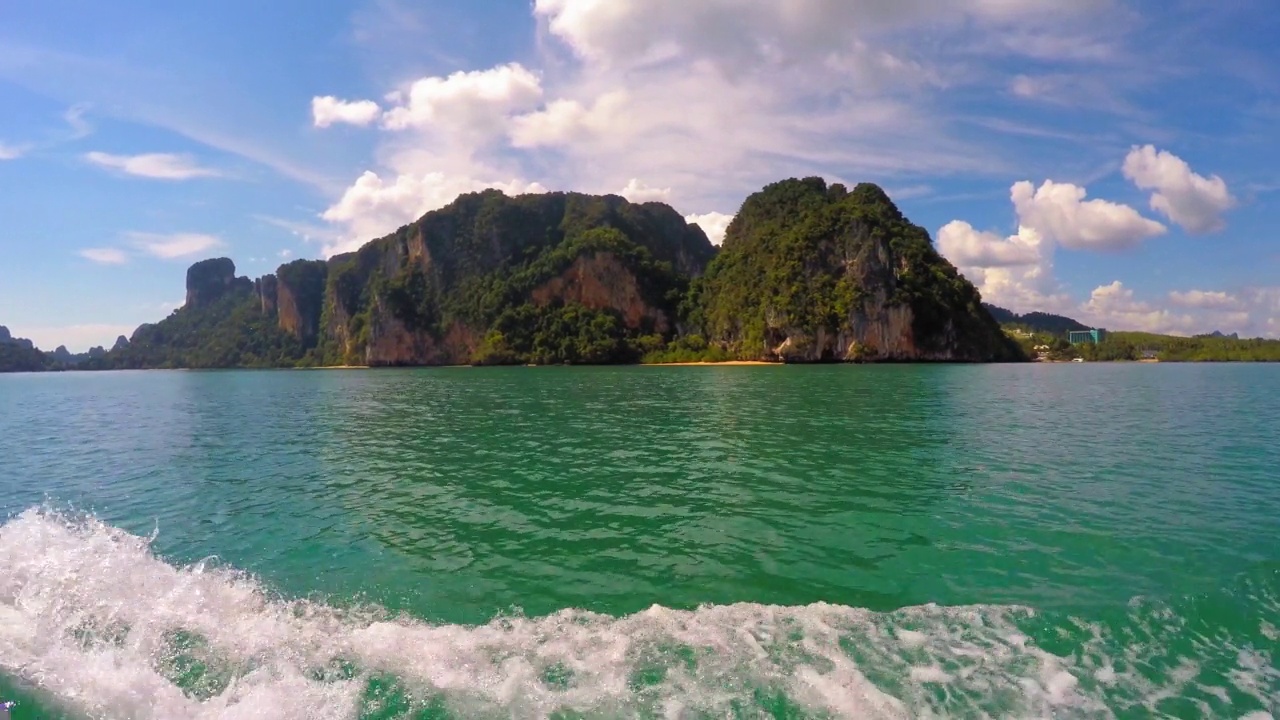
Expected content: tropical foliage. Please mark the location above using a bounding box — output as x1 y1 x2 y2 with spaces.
694 178 1021 361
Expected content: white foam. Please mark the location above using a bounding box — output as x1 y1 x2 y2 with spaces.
1 509 1276 719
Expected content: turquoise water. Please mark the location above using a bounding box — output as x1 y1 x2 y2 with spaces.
0 365 1277 718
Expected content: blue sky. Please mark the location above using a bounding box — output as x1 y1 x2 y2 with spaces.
2 0 1278 350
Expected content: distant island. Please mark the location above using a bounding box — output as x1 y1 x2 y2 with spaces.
3 178 1276 374
2 179 1023 372
987 306 1280 362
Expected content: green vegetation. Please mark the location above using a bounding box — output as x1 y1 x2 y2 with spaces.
695 178 1021 362
313 192 712 367
1004 324 1280 363
985 305 1088 335
639 335 734 364
1109 332 1280 362
91 290 308 370
474 303 642 365
0 337 47 372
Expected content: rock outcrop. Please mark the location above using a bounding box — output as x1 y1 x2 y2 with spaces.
275 260 327 346
697 178 1022 362
256 275 278 317
185 258 241 309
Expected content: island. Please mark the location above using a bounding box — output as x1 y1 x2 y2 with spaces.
4 178 1024 372
5 177 1277 374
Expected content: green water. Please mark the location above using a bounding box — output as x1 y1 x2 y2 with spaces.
0 365 1277 718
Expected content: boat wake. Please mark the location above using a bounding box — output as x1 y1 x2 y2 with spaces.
0 509 1276 719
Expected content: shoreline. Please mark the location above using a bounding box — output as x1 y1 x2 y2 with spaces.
641 360 781 367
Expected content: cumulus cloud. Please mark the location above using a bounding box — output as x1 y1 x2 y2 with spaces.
1011 180 1165 251
937 221 1042 268
1079 281 1194 335
313 1 1119 260
319 170 546 256
78 248 129 265
85 152 221 180
126 232 225 259
685 212 734 246
617 179 671 203
311 96 382 128
380 63 542 136
938 173 1165 314
1123 145 1236 234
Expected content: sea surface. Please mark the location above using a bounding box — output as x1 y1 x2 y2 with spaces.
0 365 1277 719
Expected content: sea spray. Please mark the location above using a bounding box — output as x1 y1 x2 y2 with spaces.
2 509 1276 718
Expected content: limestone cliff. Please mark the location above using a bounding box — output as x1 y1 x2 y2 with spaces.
696 178 1022 363
318 190 713 366
185 258 247 309
275 260 327 346
256 275 278 316
85 181 1022 369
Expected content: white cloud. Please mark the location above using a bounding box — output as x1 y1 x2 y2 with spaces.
1122 145 1236 234
1079 281 1195 335
381 63 542 137
685 212 734 246
0 142 26 160
1011 180 1165 251
937 221 1042 268
126 232 225 259
319 171 546 256
317 1 1119 261
85 151 220 180
935 219 1072 311
1168 289 1240 310
278 249 293 259
311 96 382 128
533 0 1106 68
938 173 1164 314
617 178 671 203
78 247 129 265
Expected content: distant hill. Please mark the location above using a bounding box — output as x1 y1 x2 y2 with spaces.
983 304 1089 335
0 326 47 372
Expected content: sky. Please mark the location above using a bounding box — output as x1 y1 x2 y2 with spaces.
2 0 1278 351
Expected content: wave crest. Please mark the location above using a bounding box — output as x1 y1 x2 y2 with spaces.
1 509 1276 719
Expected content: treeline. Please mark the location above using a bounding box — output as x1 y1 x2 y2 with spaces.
1005 327 1280 363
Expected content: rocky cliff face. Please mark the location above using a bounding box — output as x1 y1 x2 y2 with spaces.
697 178 1021 363
275 260 328 346
314 190 713 366
256 275 278 316
87 181 1021 369
530 253 670 334
185 258 242 309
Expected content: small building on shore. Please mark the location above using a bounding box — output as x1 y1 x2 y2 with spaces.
1068 328 1108 345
